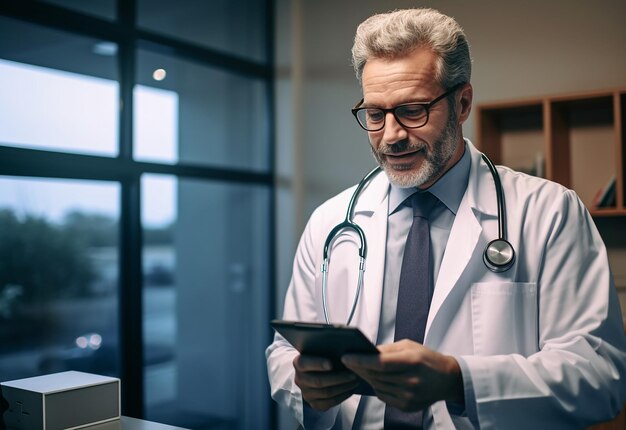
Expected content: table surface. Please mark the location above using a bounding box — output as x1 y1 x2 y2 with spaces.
85 416 190 430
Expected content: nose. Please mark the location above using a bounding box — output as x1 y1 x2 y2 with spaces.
382 112 408 144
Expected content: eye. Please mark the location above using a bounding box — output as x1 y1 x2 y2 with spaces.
365 109 385 123
397 104 426 120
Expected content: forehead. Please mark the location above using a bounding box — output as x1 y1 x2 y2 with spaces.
361 48 441 104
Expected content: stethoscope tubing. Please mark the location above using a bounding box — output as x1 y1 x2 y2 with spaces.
480 153 507 241
321 166 380 325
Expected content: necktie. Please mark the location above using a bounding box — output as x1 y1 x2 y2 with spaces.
384 191 439 429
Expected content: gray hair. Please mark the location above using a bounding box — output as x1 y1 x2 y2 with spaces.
351 8 472 89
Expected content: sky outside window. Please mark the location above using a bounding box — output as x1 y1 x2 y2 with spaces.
0 58 118 156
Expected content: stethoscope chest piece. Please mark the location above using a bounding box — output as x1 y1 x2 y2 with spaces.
483 238 515 273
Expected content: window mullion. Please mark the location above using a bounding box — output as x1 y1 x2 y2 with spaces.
117 0 144 419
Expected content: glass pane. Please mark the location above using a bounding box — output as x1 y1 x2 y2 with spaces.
0 17 118 156
38 0 117 21
137 0 268 63
142 174 271 429
134 85 179 164
0 176 120 381
135 49 270 171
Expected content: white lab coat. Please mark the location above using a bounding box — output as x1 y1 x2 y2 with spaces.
266 141 626 429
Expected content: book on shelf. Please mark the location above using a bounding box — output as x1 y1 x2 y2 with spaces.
591 176 616 209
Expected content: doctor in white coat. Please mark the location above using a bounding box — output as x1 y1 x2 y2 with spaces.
266 8 626 430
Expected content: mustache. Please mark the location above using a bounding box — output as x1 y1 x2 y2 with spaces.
377 139 426 155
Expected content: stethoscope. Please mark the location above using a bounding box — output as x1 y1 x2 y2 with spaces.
321 152 516 325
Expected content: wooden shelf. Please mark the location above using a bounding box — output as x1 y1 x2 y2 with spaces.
476 88 626 217
589 208 626 218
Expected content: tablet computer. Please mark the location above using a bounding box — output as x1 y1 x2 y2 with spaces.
270 320 379 369
271 320 379 395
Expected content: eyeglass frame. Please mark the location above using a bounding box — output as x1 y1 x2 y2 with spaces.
351 82 466 132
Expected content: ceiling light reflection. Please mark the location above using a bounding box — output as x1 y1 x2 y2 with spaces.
153 69 167 81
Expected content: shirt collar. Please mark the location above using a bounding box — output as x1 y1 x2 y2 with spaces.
388 140 470 215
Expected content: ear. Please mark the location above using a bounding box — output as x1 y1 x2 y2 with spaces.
457 83 473 125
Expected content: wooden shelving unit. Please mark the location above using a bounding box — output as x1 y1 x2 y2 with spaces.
476 88 626 217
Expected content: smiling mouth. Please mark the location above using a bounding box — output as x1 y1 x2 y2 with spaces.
385 148 424 159
380 148 427 172
388 151 416 157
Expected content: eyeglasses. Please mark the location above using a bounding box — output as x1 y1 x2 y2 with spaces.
351 82 465 132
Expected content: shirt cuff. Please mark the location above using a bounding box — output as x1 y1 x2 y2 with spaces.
302 400 339 430
456 355 479 428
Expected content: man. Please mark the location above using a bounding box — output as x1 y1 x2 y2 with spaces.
266 8 626 429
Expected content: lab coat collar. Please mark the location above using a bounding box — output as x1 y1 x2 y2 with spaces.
465 140 498 218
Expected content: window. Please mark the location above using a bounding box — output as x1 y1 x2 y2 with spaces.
0 2 274 428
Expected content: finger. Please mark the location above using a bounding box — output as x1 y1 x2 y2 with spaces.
301 378 360 401
294 354 333 372
305 387 357 412
343 352 416 373
341 353 382 370
367 375 422 395
373 383 431 412
377 339 421 353
345 341 430 373
351 366 422 386
375 392 429 412
299 377 360 412
295 368 357 390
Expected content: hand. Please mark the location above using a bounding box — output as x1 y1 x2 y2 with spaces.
293 354 360 411
341 339 464 411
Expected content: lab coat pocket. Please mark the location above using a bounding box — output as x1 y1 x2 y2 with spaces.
470 282 538 356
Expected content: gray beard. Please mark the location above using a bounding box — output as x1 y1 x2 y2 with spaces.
371 116 460 188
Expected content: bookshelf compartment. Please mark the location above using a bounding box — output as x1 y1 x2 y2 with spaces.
478 103 545 177
550 96 616 209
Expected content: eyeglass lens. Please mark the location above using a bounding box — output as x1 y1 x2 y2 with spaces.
356 104 429 130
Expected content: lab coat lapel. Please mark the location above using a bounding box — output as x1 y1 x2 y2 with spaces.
425 143 496 337
426 196 481 333
351 171 389 342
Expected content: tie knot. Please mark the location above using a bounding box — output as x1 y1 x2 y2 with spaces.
407 191 439 219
